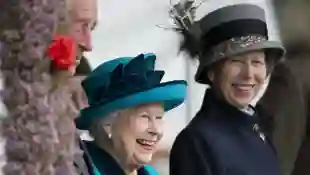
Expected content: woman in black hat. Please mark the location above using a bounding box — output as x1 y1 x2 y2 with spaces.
168 3 285 175
74 53 187 175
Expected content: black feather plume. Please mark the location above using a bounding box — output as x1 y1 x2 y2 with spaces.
168 0 205 59
178 27 201 59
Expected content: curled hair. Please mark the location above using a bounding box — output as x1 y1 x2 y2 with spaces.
88 111 120 140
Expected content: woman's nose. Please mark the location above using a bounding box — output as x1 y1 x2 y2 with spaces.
241 63 254 79
147 121 162 136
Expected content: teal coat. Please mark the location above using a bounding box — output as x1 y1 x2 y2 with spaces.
84 141 158 175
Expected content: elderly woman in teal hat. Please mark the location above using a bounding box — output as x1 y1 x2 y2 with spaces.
74 53 187 175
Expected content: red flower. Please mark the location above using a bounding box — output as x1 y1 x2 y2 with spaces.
47 35 77 70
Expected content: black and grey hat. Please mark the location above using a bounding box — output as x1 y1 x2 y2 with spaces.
170 3 286 84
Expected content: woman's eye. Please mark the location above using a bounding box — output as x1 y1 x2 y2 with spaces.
231 59 243 63
252 60 265 65
140 114 149 119
156 116 163 120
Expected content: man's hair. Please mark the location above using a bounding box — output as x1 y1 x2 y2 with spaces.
66 0 73 12
55 0 73 35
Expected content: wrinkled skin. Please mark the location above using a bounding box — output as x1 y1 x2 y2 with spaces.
111 103 164 168
65 0 98 75
93 103 164 174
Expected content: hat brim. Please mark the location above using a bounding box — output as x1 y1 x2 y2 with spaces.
75 80 187 130
195 40 286 84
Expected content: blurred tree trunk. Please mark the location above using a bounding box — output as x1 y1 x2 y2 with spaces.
0 1 78 175
272 0 310 52
260 1 310 175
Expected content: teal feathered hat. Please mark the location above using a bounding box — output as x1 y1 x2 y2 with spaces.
75 53 187 130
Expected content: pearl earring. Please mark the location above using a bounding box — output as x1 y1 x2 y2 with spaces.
108 133 112 139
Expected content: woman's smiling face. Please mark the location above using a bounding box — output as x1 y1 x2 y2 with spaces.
110 103 164 166
208 50 267 108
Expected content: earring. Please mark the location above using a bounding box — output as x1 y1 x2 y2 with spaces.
108 133 112 139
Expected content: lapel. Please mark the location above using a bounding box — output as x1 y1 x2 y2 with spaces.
85 141 126 175
77 138 98 175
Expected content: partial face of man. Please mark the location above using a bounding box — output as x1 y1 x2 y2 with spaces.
209 51 267 108
68 0 98 62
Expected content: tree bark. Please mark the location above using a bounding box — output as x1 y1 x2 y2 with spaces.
0 0 78 174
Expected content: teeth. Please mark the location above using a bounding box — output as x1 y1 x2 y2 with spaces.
234 84 254 91
137 139 156 146
238 86 251 90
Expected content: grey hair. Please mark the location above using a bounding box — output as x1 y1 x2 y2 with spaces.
88 111 120 141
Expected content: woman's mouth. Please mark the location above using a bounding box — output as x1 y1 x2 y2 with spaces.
233 84 254 91
136 139 157 151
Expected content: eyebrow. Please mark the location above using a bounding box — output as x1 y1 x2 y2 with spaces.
75 17 97 27
139 112 163 118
